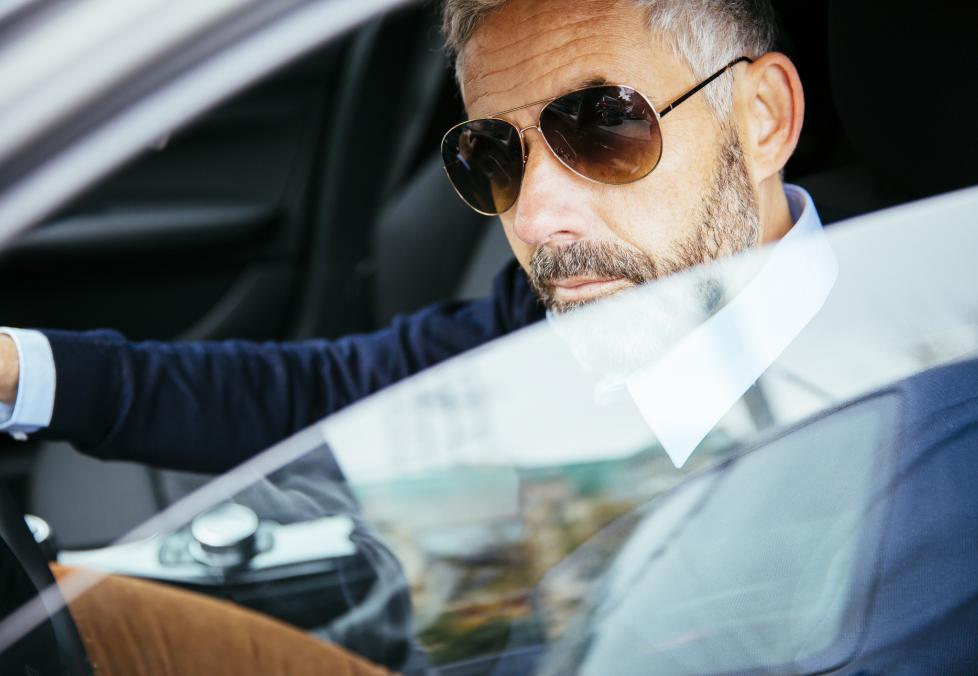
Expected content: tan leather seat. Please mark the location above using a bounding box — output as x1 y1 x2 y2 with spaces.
51 565 392 676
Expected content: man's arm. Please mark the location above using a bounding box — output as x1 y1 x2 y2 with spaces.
25 260 542 474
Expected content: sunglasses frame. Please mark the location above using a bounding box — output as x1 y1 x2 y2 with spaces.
442 56 754 216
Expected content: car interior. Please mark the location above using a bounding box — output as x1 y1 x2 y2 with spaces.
0 0 975 663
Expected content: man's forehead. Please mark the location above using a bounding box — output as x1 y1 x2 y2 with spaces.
458 0 678 118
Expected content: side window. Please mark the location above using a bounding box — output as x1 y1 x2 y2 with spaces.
543 393 899 676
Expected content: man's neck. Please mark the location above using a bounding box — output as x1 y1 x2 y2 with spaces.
758 178 794 244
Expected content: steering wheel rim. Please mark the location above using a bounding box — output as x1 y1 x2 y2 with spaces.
0 485 91 675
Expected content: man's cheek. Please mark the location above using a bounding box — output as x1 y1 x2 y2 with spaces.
500 220 534 271
614 188 697 257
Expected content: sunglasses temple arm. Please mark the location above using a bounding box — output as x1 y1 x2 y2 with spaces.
658 56 754 118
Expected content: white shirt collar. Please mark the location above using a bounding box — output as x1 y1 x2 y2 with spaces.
622 184 837 467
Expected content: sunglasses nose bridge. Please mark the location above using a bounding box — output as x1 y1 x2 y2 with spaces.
511 124 540 163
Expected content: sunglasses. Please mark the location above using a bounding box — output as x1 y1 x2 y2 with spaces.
441 56 753 216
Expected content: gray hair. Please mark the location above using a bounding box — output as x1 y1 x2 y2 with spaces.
441 0 777 117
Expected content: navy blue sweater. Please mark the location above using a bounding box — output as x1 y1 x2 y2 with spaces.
39 261 543 473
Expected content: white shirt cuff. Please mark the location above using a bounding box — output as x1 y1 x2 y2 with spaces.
0 327 56 440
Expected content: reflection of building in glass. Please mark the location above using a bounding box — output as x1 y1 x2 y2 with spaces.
359 438 736 665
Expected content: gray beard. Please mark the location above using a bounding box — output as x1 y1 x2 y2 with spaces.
529 123 761 314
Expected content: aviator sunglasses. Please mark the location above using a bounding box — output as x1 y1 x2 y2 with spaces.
442 56 753 216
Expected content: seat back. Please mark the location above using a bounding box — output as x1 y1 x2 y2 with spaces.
798 2 978 220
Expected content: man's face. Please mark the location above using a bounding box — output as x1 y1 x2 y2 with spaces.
458 0 760 312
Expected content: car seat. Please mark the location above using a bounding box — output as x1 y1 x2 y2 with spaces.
795 1 978 219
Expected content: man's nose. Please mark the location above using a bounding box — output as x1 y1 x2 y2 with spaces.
510 134 593 248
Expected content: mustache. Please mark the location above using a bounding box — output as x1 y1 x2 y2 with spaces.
529 240 659 287
528 240 661 312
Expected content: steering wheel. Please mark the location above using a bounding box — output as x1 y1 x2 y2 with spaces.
0 485 91 675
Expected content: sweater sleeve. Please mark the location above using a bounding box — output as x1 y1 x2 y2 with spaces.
39 261 542 473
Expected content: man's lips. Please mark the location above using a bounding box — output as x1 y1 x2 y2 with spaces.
550 276 630 301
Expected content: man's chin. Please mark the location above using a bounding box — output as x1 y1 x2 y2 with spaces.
545 272 715 378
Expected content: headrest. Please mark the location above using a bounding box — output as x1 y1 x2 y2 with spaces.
827 2 978 198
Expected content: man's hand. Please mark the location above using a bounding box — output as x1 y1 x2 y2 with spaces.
0 334 19 404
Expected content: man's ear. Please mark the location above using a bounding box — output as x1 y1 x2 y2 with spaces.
736 52 804 182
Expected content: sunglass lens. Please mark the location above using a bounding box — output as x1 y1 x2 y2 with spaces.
540 85 662 184
442 119 524 215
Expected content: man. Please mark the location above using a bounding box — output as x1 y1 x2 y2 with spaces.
0 0 807 472
0 0 816 672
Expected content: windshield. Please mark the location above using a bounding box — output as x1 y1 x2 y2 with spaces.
3 187 978 674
